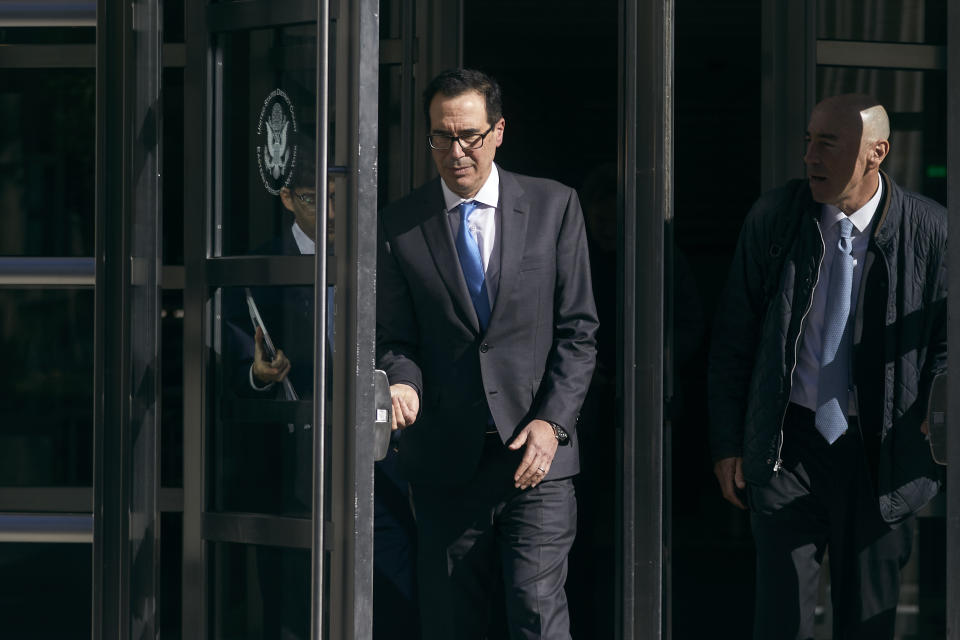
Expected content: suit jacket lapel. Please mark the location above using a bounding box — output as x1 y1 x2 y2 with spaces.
488 168 528 329
419 180 481 333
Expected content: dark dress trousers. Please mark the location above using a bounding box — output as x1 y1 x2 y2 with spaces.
377 167 598 639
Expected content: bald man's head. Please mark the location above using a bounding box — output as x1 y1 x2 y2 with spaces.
815 93 890 145
804 94 890 213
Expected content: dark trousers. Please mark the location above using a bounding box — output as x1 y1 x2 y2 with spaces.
373 442 421 640
412 435 577 640
749 404 914 640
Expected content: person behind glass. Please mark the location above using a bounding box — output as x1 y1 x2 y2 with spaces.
237 153 419 639
709 94 947 639
248 161 332 400
376 69 599 639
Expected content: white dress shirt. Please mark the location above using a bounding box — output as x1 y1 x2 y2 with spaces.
291 221 316 255
441 165 500 304
790 179 883 414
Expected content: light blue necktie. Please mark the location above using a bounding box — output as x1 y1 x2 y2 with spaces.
816 217 854 444
454 201 491 331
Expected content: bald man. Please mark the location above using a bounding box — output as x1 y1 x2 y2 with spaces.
709 94 947 639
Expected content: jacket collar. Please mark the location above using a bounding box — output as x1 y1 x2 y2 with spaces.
870 171 900 249
800 171 900 248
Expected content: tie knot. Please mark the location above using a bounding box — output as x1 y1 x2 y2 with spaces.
839 217 853 239
459 200 478 220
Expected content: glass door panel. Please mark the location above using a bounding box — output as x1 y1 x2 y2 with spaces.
183 0 379 636
205 9 323 640
182 1 371 637
216 23 324 257
210 542 311 638
817 0 947 44
0 19 96 639
214 283 317 518
814 3 948 636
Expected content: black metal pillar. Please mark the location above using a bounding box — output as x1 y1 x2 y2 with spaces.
946 3 960 637
620 0 671 638
93 0 162 637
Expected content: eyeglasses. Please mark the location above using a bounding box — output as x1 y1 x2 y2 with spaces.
427 124 495 151
295 191 317 205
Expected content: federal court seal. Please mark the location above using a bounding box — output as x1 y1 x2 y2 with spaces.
256 88 298 195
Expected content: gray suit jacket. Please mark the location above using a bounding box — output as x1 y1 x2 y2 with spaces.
376 166 599 487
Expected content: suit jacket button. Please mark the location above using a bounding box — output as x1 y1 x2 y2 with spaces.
480 343 489 353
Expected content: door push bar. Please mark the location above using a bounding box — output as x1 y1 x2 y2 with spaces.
373 369 392 461
927 373 948 465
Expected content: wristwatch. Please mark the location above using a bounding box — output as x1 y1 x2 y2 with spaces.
549 422 570 445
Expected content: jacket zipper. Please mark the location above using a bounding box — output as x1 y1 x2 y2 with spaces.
774 222 825 473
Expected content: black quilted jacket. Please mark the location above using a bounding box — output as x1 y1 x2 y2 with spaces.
708 172 947 522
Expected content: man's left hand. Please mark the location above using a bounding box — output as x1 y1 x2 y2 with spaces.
508 419 559 489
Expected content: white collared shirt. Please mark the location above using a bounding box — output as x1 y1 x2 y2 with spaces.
440 165 500 301
292 221 316 255
790 178 884 414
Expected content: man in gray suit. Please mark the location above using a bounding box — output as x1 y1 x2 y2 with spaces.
376 69 598 639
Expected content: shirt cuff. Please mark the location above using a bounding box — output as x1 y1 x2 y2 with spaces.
249 365 276 392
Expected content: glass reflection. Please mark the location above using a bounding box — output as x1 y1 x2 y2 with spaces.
161 289 184 488
0 290 93 486
215 286 317 516
217 24 329 257
160 513 183 636
163 68 185 265
211 543 309 639
211 30 338 512
0 28 95 45
817 0 946 44
0 69 95 256
0 542 91 636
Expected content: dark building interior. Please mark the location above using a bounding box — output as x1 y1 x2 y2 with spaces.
0 0 952 637
465 1 762 636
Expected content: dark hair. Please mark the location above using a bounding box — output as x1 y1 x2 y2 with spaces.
422 68 503 129
289 137 316 189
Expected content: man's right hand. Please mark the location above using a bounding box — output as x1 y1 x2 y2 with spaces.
390 383 419 430
252 326 291 385
714 456 747 510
